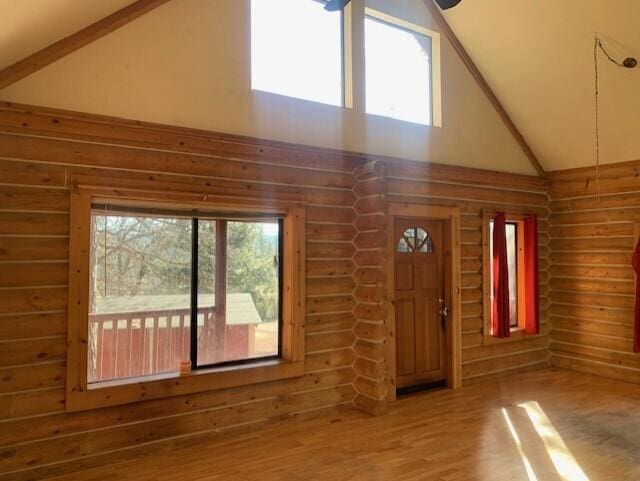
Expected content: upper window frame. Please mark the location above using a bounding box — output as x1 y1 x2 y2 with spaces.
364 7 442 127
66 180 306 411
250 0 354 109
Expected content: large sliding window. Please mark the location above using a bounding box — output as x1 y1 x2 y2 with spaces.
88 205 282 385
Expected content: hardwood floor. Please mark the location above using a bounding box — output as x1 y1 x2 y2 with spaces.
44 368 640 481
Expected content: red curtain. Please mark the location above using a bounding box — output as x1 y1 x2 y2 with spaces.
492 212 510 338
632 237 640 353
524 215 540 335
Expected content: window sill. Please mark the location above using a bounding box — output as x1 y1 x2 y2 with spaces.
67 359 304 412
482 328 538 345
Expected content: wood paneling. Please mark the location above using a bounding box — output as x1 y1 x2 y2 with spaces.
352 160 389 415
0 103 553 479
548 162 640 385
385 158 550 380
17 369 640 481
0 102 361 172
0 105 358 480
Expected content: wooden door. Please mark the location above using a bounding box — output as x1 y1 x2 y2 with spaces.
394 218 446 389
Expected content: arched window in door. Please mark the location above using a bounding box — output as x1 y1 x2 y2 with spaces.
397 227 434 253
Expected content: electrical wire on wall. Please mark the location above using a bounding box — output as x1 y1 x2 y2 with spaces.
593 34 637 198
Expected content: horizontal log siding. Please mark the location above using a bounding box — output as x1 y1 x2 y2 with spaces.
0 102 552 479
548 161 640 384
385 159 551 380
0 106 359 480
352 161 389 415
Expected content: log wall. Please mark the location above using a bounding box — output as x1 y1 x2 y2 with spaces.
0 102 551 479
548 161 640 383
352 160 390 415
384 160 551 379
0 103 360 480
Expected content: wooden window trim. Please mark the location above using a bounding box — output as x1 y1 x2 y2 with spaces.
481 210 531 345
363 7 442 127
66 181 306 411
342 1 354 109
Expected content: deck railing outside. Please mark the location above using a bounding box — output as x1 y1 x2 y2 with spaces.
88 305 278 384
88 307 209 382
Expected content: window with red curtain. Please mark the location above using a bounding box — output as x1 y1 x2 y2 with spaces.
491 212 510 338
488 212 540 338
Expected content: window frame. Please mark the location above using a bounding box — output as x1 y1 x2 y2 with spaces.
87 206 284 382
250 0 353 109
66 181 306 411
481 210 527 344
363 7 442 127
190 215 284 370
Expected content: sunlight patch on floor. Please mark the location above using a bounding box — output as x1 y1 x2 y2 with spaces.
516 401 590 481
502 407 539 481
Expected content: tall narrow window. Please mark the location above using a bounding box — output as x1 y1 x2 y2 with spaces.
490 221 519 328
365 9 438 125
251 0 345 106
88 206 282 384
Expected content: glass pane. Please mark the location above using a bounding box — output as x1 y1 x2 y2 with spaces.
365 16 432 125
397 237 410 252
403 228 415 239
419 236 434 253
490 220 493 308
88 213 192 384
251 0 343 106
403 228 416 250
505 223 518 327
197 220 218 365
489 221 519 329
199 220 280 364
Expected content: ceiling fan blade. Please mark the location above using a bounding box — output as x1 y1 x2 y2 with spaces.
324 0 351 11
434 0 463 9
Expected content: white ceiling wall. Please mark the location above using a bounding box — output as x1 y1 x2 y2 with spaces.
0 0 536 175
443 0 640 171
3 0 637 172
0 0 134 70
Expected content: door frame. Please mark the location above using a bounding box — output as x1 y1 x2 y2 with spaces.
386 202 462 401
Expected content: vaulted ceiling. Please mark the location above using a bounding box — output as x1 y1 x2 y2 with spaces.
443 0 640 172
1 0 639 173
0 0 133 70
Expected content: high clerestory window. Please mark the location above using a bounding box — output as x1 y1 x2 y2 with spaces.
365 8 441 126
250 1 441 125
251 0 348 107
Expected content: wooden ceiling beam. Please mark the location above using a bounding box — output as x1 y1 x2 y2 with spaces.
423 0 547 178
0 0 171 91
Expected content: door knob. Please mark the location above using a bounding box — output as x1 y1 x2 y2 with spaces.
438 297 449 317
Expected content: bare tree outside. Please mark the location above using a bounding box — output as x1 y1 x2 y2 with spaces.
88 212 280 383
